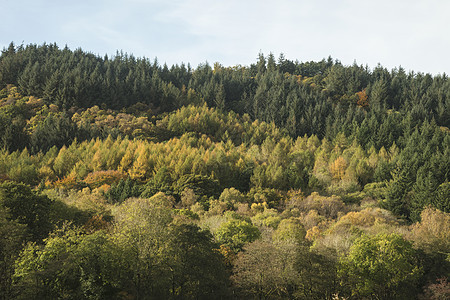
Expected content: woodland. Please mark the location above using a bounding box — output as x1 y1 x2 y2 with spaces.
0 42 448 299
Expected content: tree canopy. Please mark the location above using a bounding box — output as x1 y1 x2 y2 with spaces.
0 42 448 299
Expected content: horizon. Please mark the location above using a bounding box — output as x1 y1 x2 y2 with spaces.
3 41 446 77
2 0 450 75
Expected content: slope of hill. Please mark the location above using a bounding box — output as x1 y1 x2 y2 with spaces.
0 43 448 299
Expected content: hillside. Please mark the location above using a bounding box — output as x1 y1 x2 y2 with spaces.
0 43 448 299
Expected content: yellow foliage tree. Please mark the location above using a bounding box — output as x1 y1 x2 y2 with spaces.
330 156 347 180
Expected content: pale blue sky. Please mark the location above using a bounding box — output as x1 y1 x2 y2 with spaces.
2 0 449 74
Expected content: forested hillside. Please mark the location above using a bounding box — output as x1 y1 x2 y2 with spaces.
0 42 448 299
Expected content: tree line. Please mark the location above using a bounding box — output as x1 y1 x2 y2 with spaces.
0 42 448 299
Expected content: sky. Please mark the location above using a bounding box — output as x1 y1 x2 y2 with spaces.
2 0 450 75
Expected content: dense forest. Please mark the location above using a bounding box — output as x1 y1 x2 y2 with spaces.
0 42 448 299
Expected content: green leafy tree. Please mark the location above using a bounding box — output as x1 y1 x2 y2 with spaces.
215 217 260 252
339 233 423 299
0 206 26 300
273 217 306 243
231 240 287 299
13 227 122 300
112 197 173 298
293 246 339 300
13 227 82 299
0 181 52 241
160 223 230 299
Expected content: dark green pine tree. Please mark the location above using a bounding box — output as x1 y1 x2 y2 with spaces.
385 165 413 219
256 52 266 75
0 42 21 87
18 61 42 96
277 53 296 74
0 114 28 152
370 77 389 110
214 83 226 110
266 52 276 72
411 169 440 221
43 70 61 103
434 182 450 213
30 113 78 153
